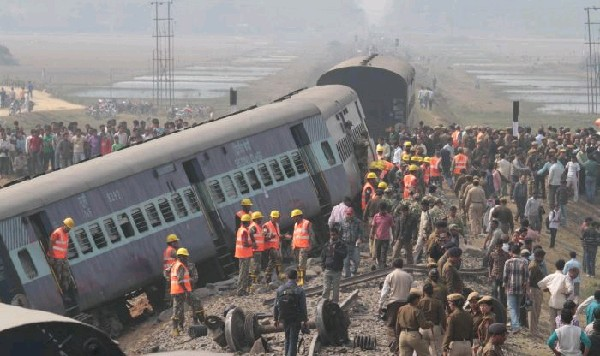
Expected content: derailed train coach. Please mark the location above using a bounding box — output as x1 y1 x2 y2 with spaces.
317 54 416 140
0 85 371 324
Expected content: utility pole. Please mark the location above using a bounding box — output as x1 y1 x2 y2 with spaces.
151 1 175 112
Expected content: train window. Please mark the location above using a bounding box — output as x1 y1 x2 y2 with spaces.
321 141 336 166
145 203 162 227
269 159 285 182
89 223 107 249
171 193 189 218
257 163 273 186
233 172 250 194
131 208 149 233
67 239 79 260
246 168 261 190
119 213 136 238
158 198 176 222
280 156 296 178
73 228 93 254
208 180 226 204
221 176 238 200
17 249 38 279
291 152 306 174
343 108 349 115
104 218 121 243
183 189 201 213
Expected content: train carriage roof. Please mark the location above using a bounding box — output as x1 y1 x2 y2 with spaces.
319 54 415 85
0 97 326 221
288 85 358 119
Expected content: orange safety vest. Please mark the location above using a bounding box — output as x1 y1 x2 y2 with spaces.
403 174 418 199
170 260 192 295
234 226 253 259
48 227 69 259
250 221 265 252
263 220 280 250
163 245 177 272
292 219 311 250
453 154 468 175
421 164 430 185
361 182 375 210
452 130 460 148
430 157 441 177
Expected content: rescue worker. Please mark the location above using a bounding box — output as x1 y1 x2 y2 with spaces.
291 209 313 286
249 211 265 284
465 177 486 236
170 248 205 336
422 157 431 189
397 289 432 356
263 210 282 283
163 233 179 305
353 131 370 181
443 293 474 356
235 198 253 229
47 217 76 300
362 172 378 211
404 165 419 199
451 148 469 181
419 282 446 356
430 150 442 187
235 214 254 296
442 247 465 295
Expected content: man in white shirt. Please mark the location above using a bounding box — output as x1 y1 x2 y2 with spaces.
538 259 574 329
548 157 565 208
378 258 413 350
392 142 403 166
565 156 581 202
496 153 511 196
328 197 352 228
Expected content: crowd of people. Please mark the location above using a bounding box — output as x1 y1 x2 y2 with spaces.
0 82 34 115
0 117 192 178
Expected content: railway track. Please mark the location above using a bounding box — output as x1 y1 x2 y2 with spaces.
262 264 487 305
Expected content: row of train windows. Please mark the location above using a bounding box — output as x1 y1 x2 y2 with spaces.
208 153 306 204
66 189 202 259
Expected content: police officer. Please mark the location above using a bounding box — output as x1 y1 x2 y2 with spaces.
47 217 76 301
442 247 464 295
419 283 446 356
397 289 432 356
443 293 474 356
170 248 205 336
481 323 507 356
161 234 180 305
235 214 254 296
290 209 313 286
249 211 265 284
263 210 282 283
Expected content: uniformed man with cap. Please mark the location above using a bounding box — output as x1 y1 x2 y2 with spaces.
481 323 507 356
249 211 265 284
426 268 448 302
163 233 180 305
442 247 465 295
465 177 486 236
235 214 254 296
466 291 482 355
235 198 253 229
443 293 474 356
263 210 282 283
48 217 77 302
290 209 313 286
353 131 370 180
170 247 205 336
397 288 432 356
476 296 496 354
419 282 446 356
362 172 378 211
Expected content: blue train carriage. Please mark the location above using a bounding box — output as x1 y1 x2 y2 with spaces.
0 84 371 323
317 54 416 139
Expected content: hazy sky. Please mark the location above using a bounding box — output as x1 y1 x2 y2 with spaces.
357 0 389 25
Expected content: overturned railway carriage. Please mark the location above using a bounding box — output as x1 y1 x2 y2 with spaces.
317 54 415 139
0 85 370 320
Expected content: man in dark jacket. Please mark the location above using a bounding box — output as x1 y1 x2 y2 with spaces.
321 226 347 303
274 269 308 356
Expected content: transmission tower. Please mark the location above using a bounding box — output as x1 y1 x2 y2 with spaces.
152 1 175 111
585 7 600 114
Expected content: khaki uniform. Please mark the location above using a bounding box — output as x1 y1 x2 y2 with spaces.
476 312 495 352
465 186 486 236
459 183 473 217
48 257 74 294
426 278 448 303
172 263 204 330
443 309 474 356
418 296 446 356
397 304 432 356
237 258 251 295
442 261 464 295
481 342 504 356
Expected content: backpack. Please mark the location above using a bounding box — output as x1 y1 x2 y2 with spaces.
277 286 301 321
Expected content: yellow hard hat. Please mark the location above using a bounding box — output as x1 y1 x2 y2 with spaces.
176 247 189 257
423 157 431 163
368 161 378 169
241 198 253 206
63 217 75 229
413 156 423 163
270 210 280 218
402 154 410 162
376 144 384 152
409 164 419 171
378 182 388 189
375 161 386 170
251 211 263 220
290 209 303 218
367 172 377 179
166 234 179 243
404 141 412 146
241 214 252 222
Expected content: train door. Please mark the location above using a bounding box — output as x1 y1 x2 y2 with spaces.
182 158 236 279
28 211 79 312
0 236 24 304
290 123 332 214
